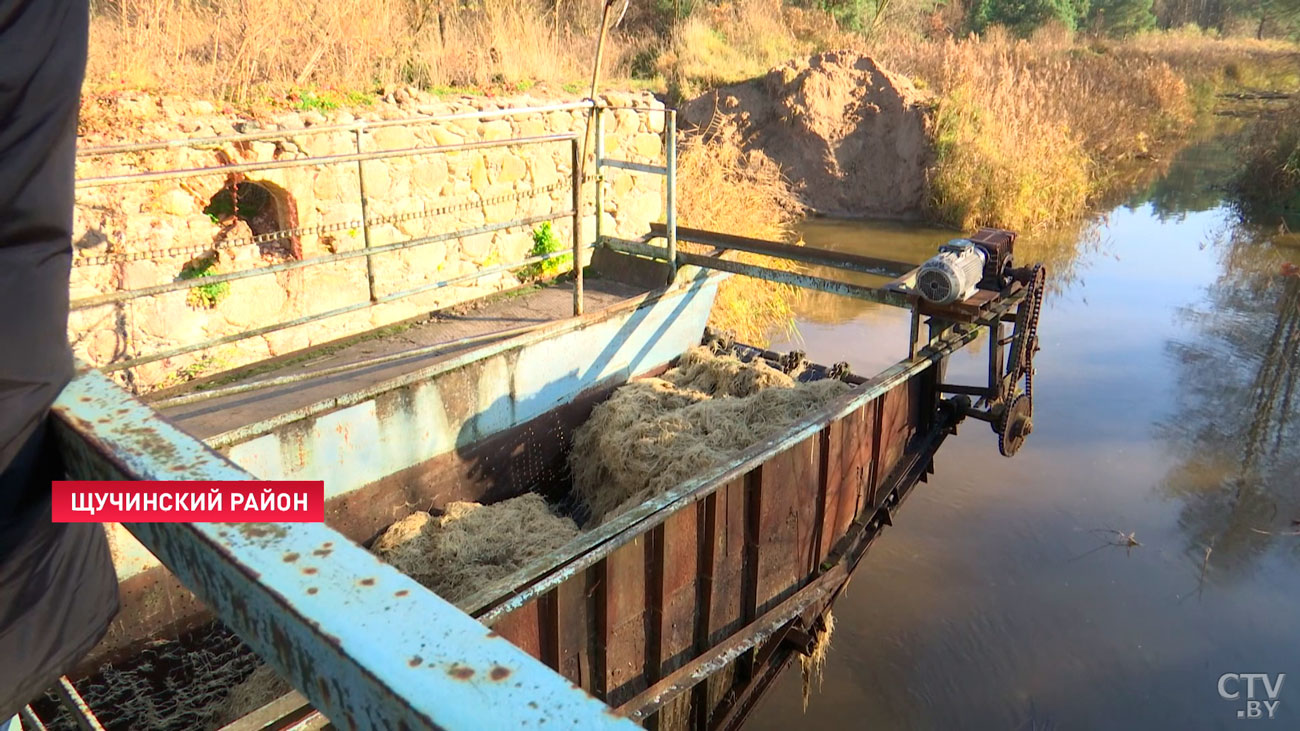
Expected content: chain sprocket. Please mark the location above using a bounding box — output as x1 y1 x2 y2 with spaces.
994 264 1045 456
1005 264 1046 402
998 393 1033 457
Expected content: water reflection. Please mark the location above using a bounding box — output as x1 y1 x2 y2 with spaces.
1124 129 1246 221
748 128 1300 730
1158 222 1300 574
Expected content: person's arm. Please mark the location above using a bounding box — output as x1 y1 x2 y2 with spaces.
0 0 120 718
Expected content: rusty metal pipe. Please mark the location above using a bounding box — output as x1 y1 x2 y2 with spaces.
77 103 596 158
76 134 576 188
100 231 589 373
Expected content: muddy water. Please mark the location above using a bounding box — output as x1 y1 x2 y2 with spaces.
750 133 1300 730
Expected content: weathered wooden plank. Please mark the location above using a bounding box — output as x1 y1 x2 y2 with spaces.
814 427 834 567
792 437 821 585
877 379 915 491
604 536 649 705
557 567 596 692
659 505 699 677
754 439 817 614
492 596 543 661
707 477 747 645
691 494 716 730
823 400 875 555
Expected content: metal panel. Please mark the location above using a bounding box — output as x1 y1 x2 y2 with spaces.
601 159 668 176
603 236 915 308
649 223 915 279
225 276 720 497
52 369 637 731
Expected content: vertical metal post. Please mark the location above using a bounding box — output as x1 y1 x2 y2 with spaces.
22 705 50 731
665 109 678 285
988 320 1004 400
55 677 107 731
908 306 922 359
594 107 605 251
571 137 584 316
354 128 378 302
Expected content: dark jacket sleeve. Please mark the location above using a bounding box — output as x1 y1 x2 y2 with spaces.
0 0 120 717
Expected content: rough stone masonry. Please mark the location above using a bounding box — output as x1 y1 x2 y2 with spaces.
71 90 667 392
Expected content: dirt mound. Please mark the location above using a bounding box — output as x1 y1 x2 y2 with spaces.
570 347 851 523
682 51 933 218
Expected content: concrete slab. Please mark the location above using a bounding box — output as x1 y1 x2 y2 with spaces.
156 279 643 439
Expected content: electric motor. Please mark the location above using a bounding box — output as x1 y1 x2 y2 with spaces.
915 239 987 305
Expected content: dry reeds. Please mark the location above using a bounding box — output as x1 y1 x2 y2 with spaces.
676 118 805 345
871 29 1199 229
87 0 625 102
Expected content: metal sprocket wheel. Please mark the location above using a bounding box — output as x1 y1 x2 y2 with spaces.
998 393 1033 457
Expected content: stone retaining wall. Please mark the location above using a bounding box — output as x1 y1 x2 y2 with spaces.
71 90 667 392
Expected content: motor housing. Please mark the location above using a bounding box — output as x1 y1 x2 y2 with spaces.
915 239 987 305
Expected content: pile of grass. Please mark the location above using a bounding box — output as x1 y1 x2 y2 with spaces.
799 609 835 711
569 347 851 522
371 494 579 603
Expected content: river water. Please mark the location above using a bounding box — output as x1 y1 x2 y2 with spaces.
750 131 1300 730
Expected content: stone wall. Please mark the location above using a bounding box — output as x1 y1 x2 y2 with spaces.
71 90 667 392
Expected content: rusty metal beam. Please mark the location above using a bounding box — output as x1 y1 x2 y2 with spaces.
648 222 916 279
603 236 915 308
51 369 638 731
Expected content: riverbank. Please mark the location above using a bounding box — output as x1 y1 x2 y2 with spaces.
81 16 1299 237
77 3 1300 350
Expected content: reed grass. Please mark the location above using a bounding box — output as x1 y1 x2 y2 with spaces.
675 121 806 345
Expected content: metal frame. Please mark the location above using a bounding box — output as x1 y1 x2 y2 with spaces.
54 98 1040 730
74 102 683 386
51 369 638 731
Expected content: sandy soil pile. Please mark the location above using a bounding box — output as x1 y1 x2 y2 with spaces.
570 347 851 522
371 493 580 603
682 51 932 218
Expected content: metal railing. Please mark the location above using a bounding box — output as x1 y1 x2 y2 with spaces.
73 101 681 385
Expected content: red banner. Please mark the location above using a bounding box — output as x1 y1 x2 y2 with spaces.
51 481 325 522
